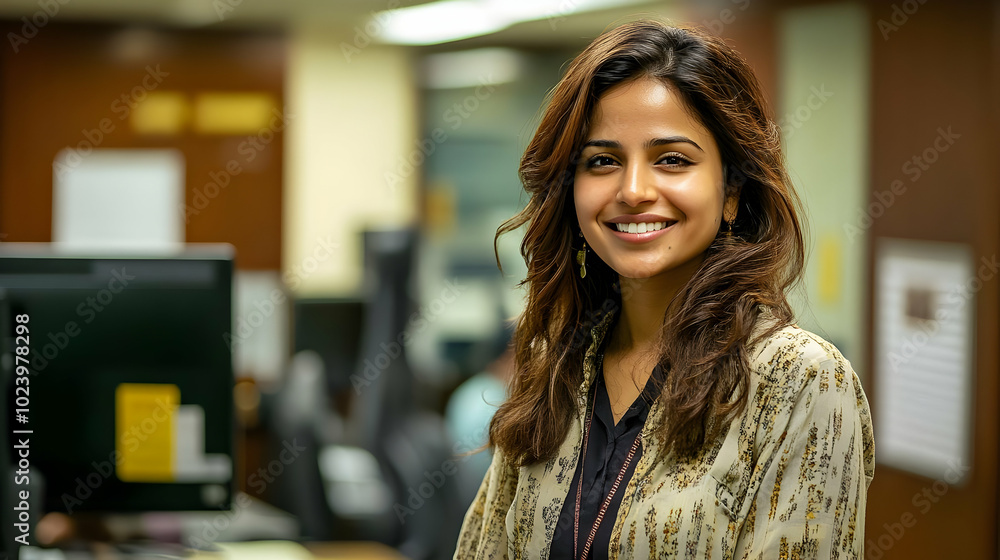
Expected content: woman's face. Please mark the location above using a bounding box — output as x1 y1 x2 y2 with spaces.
573 76 733 281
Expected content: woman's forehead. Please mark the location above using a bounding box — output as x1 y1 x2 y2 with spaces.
584 78 713 145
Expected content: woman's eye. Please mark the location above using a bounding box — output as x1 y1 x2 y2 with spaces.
583 153 691 170
586 155 617 169
659 154 691 167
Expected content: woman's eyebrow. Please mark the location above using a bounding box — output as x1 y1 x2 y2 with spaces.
582 136 704 152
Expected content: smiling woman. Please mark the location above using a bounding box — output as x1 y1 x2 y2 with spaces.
574 77 729 290
453 19 874 560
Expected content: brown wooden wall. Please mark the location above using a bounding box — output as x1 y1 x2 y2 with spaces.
863 0 999 558
689 1 780 120
707 0 1000 556
0 22 285 270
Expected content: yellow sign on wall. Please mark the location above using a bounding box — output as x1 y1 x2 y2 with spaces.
194 92 277 134
131 91 189 135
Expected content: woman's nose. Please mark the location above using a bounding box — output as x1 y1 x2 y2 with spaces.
616 161 656 206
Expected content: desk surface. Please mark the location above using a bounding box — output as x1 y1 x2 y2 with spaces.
304 541 407 559
190 540 408 560
19 539 408 559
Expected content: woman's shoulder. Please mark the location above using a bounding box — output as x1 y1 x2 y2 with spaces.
746 306 860 400
742 306 875 489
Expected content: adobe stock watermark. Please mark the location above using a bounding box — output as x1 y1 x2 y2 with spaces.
778 84 833 140
213 0 243 20
6 0 71 53
180 106 292 223
877 0 929 41
702 0 751 36
385 75 495 192
54 65 170 178
340 0 401 63
887 252 997 372
350 278 467 393
567 272 659 355
546 0 621 31
558 248 665 355
60 395 177 513
222 236 339 351
393 437 480 524
865 458 970 558
186 438 306 549
29 267 136 374
546 0 578 30
843 126 959 244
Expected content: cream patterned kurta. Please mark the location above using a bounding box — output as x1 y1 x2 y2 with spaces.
453 305 875 559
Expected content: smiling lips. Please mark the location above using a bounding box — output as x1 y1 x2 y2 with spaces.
612 221 671 234
605 214 677 242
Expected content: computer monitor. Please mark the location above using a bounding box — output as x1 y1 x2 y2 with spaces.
0 244 235 516
292 298 365 397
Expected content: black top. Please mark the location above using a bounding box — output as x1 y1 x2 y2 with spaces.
549 339 666 559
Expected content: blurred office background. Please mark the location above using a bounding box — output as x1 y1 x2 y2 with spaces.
0 0 997 558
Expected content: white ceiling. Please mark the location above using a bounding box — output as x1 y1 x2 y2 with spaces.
0 0 694 48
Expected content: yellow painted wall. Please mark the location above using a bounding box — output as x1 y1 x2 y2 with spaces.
283 25 419 296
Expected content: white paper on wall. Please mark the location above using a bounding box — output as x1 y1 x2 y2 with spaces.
52 148 185 250
874 237 975 484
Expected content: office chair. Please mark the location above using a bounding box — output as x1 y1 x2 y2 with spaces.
346 228 463 560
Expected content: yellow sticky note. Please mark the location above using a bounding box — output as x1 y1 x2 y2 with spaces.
818 234 842 306
116 383 179 482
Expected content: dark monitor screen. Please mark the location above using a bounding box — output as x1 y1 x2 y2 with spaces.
292 298 365 396
0 244 235 515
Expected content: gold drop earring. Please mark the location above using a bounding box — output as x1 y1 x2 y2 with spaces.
576 230 587 278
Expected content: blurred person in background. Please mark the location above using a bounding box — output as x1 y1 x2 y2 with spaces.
444 320 515 510
454 19 874 559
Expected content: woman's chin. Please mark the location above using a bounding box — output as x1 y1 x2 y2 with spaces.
606 265 667 280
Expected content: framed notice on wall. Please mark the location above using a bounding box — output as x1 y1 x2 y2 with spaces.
874 237 976 483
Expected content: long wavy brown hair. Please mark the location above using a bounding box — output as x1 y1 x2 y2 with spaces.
489 19 807 468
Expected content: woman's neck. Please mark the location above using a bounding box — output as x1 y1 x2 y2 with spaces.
610 253 705 357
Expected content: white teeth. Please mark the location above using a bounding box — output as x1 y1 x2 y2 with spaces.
615 221 670 234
